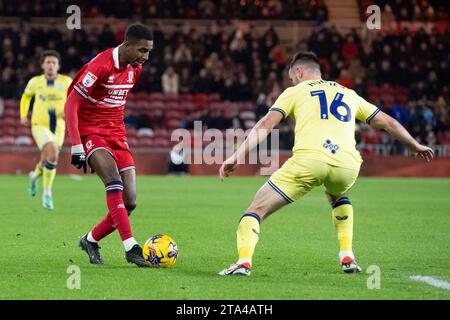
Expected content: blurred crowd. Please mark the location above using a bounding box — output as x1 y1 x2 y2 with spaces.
0 22 287 101
360 0 450 21
0 0 329 21
297 24 450 151
0 9 449 152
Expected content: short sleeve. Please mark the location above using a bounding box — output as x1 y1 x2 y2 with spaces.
23 77 36 96
269 87 296 119
72 63 105 98
355 95 380 124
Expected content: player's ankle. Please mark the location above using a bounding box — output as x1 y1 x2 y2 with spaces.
43 188 52 197
123 237 138 252
236 258 252 267
339 251 355 261
87 231 98 243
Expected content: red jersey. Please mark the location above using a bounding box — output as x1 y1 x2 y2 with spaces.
68 47 142 139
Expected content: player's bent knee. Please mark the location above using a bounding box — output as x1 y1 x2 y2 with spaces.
103 173 122 185
125 202 136 213
46 154 58 164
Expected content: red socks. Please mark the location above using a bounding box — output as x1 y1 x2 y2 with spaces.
91 180 133 242
91 212 116 241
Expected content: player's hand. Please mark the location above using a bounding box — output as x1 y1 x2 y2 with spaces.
20 118 29 127
219 156 238 181
71 144 87 173
410 144 434 162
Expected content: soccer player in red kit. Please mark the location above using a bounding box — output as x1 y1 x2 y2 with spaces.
65 24 153 267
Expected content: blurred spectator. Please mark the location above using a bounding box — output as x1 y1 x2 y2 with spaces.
161 66 179 94
137 113 153 130
168 142 188 175
124 110 139 129
0 6 449 152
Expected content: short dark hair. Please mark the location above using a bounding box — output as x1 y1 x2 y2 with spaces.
40 50 61 64
288 51 320 72
125 23 153 42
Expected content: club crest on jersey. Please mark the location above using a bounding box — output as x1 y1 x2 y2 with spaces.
85 140 93 151
82 72 98 88
127 71 134 83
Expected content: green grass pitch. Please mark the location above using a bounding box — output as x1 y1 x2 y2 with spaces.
0 175 449 300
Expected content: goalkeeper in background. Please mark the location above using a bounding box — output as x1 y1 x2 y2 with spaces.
20 50 72 210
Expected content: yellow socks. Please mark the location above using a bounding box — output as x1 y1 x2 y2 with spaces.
332 197 354 260
33 162 43 180
236 213 261 266
43 160 57 196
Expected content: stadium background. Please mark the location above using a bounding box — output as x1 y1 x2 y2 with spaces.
0 0 449 176
0 0 449 302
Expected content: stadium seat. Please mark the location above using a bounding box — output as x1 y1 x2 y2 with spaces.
137 137 155 147
240 111 256 120
137 128 154 137
179 101 195 112
179 93 193 102
4 99 17 109
164 93 179 102
165 110 184 120
153 129 171 139
149 92 164 102
0 136 15 146
165 102 180 111
153 138 170 148
149 101 164 110
208 102 225 111
127 137 138 147
4 108 16 118
16 136 33 146
166 119 181 130
126 127 137 138
193 93 208 103
208 93 221 102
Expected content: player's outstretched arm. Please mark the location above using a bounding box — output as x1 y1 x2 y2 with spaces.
369 111 434 162
65 90 87 172
219 110 283 180
19 93 32 126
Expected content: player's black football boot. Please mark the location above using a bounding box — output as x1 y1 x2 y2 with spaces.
125 244 149 268
79 234 104 264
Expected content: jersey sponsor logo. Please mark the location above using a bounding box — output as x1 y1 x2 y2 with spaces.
107 89 129 96
323 139 339 154
335 216 348 220
82 72 98 88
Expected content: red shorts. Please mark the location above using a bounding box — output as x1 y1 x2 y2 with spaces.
82 135 135 173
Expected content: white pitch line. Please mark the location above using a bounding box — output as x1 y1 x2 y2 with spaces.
410 275 450 290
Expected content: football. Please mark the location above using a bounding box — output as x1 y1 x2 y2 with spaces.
142 234 178 268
